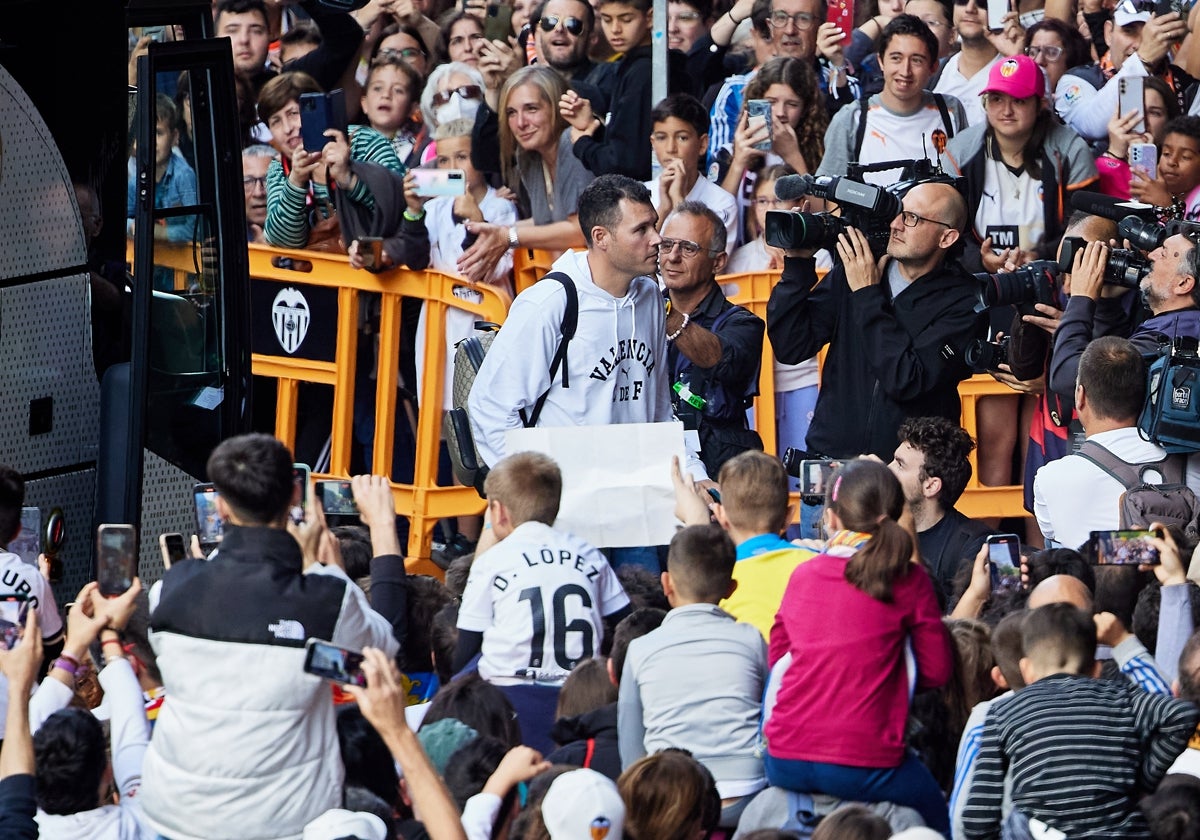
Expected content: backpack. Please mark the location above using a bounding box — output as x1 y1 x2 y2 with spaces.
443 272 578 495
1139 338 1200 454
1075 439 1200 543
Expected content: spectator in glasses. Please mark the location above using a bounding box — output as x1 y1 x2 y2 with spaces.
906 0 956 62
1054 0 1194 143
668 0 712 54
420 61 486 141
372 23 432 78
241 143 277 243
536 0 601 82
1022 17 1090 99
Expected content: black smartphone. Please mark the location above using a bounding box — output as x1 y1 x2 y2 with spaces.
194 482 224 553
1091 529 1162 565
706 487 721 504
97 524 138 597
11 506 41 567
356 237 384 271
316 479 359 516
159 532 187 570
303 638 367 686
299 89 347 153
986 533 1022 593
799 460 835 496
484 3 514 40
0 593 29 651
291 463 311 526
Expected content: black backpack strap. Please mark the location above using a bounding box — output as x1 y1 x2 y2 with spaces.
520 271 578 428
1076 439 1172 488
933 93 955 139
853 97 870 162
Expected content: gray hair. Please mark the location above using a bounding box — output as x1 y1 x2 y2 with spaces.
669 200 727 255
420 61 485 136
242 143 279 161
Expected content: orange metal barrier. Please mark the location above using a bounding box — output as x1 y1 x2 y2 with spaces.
718 270 1028 523
512 247 558 295
133 241 511 575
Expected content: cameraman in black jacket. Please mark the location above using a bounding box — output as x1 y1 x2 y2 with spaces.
766 181 986 462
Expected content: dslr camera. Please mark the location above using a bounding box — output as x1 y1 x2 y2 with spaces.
964 335 1010 372
764 161 953 259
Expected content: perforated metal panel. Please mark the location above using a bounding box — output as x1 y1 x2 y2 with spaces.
23 469 98 618
137 449 200 584
0 66 88 280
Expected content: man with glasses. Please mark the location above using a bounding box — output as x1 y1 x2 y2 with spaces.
932 0 1001 126
242 144 277 242
662 202 765 476
766 181 986 466
536 0 598 81
1055 0 1192 142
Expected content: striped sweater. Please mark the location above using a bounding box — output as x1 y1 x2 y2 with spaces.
961 672 1199 840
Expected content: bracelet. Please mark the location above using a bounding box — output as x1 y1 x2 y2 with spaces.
52 658 79 677
727 10 744 24
102 637 123 648
508 226 520 249
58 652 81 667
666 311 690 342
403 208 425 222
1101 150 1121 159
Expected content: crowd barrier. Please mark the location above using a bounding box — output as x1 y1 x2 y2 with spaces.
133 240 1028 572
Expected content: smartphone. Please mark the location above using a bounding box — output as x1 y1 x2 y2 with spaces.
357 237 384 271
141 25 167 42
299 89 348 153
826 0 854 44
484 3 514 41
706 487 722 504
97 524 138 597
1118 76 1145 135
291 463 311 526
316 479 359 516
303 638 367 686
0 594 29 652
1092 529 1162 565
193 482 224 553
1129 142 1158 180
987 0 1008 32
159 532 187 570
10 507 41 567
412 168 468 197
986 533 1022 593
747 99 772 152
799 460 835 497
1156 0 1184 17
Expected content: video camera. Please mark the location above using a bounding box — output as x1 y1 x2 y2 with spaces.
764 159 955 258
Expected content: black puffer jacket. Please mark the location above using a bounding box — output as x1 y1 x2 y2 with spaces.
545 704 620 781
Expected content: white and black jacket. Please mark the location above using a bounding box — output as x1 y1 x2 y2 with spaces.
140 527 400 840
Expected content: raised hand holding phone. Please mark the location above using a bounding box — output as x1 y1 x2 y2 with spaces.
96 524 137 597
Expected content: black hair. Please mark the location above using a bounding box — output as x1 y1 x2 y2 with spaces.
1141 773 1200 840
206 433 295 524
344 786 397 839
338 705 401 807
1134 582 1200 656
1164 114 1200 145
430 602 460 686
280 20 322 50
610 607 666 685
577 174 653 246
651 92 711 136
1179 627 1200 704
533 0 596 32
1077 336 1146 421
1023 18 1091 71
1022 602 1096 673
332 525 373 581
444 554 473 599
810 804 892 840
423 673 522 747
443 735 510 810
897 416 975 506
615 565 669 611
666 523 736 603
0 464 24 544
34 708 109 815
403 574 454 673
877 14 938 65
214 0 268 25
1024 547 1096 594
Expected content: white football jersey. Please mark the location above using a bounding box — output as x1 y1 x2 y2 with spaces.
0 550 63 738
458 521 629 685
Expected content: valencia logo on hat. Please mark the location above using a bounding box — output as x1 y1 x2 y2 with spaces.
1000 59 1019 77
591 817 613 839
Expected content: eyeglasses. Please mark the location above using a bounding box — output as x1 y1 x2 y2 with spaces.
658 237 718 257
900 210 951 228
448 32 487 48
1024 44 1064 60
672 10 703 22
431 84 484 107
754 197 787 208
982 92 1037 108
243 176 268 191
767 9 817 29
952 0 986 8
539 14 586 34
380 46 426 59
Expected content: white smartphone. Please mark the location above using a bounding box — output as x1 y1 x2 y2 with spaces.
746 99 772 152
987 0 1008 32
1118 76 1145 135
412 168 467 197
1129 141 1158 180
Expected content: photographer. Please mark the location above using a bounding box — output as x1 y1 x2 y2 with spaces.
765 181 986 463
1048 230 1200 399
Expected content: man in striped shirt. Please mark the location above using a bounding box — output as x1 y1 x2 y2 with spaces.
962 603 1199 840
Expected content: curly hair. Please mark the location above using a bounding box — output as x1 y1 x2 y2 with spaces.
742 57 827 175
896 416 975 506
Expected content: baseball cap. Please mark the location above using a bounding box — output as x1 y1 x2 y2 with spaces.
541 769 626 840
303 809 387 840
982 55 1046 100
1114 0 1152 27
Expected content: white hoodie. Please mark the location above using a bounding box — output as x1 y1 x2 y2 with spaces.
468 249 673 468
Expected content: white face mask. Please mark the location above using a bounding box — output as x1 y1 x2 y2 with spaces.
434 92 480 126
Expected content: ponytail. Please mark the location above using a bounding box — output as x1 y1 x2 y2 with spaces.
844 518 913 603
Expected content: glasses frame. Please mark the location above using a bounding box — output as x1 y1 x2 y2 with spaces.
1024 44 1064 61
900 210 951 228
538 14 585 34
658 237 720 258
766 9 817 29
431 84 484 107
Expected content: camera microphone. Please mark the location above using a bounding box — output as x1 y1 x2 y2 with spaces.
1068 190 1157 223
774 173 818 201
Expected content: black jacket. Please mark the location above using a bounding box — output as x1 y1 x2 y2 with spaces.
667 283 765 477
249 0 364 95
767 255 986 460
545 704 621 780
573 45 654 180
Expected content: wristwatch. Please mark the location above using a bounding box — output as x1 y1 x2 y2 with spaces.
508 226 520 249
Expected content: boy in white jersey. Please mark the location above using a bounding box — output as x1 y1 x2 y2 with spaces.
455 452 631 750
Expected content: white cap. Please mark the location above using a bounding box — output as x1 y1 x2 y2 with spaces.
302 809 388 840
542 769 625 840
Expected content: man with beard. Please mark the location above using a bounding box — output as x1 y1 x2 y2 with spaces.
932 0 999 126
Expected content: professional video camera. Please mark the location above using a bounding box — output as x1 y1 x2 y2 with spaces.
974 260 1063 310
1058 236 1152 289
764 158 955 258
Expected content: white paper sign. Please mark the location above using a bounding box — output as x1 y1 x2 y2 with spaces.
505 422 685 548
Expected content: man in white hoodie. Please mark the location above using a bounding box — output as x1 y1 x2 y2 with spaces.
468 174 675 468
